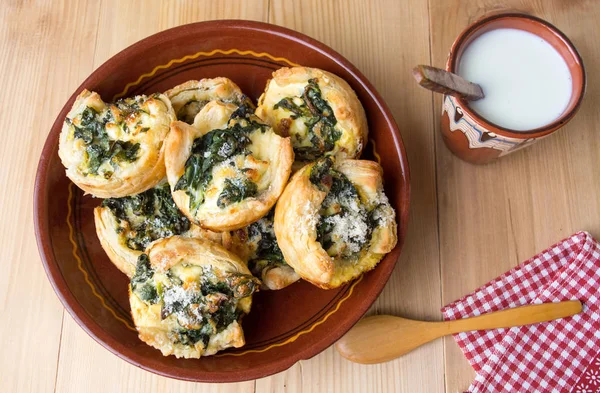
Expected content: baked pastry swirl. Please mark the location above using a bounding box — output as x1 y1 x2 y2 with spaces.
58 90 175 198
274 157 397 288
165 78 246 124
224 208 300 290
94 182 223 278
165 100 293 231
255 67 368 168
129 236 260 358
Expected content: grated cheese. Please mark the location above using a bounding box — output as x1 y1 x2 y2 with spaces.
217 142 233 157
162 285 197 326
303 201 319 235
372 190 395 226
322 208 369 254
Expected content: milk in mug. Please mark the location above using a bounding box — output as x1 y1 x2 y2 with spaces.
457 28 573 131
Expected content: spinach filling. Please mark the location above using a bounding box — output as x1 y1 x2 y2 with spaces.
174 104 264 212
309 156 335 191
68 100 146 177
131 254 159 303
102 183 190 251
217 178 258 208
172 327 213 347
172 90 251 124
132 256 259 347
273 78 341 161
310 158 377 259
177 99 210 124
244 209 289 277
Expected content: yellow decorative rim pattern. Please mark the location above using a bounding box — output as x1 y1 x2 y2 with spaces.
371 140 382 163
67 48 383 356
112 48 301 100
67 183 137 332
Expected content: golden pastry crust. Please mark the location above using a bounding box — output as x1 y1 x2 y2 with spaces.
274 157 397 289
58 90 175 198
255 66 368 168
93 183 224 278
129 236 260 358
165 78 245 124
165 101 293 231
222 209 300 290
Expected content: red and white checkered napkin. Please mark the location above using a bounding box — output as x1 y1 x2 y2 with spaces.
441 231 600 393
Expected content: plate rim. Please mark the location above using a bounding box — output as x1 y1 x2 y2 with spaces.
33 19 411 382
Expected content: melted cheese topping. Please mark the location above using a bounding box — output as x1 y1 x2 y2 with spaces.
197 122 282 214
167 100 293 231
59 90 175 197
256 67 367 165
63 93 171 179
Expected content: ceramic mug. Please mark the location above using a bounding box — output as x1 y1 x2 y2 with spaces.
440 13 586 165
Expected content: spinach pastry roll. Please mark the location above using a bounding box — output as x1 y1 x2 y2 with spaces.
165 78 246 124
129 236 260 358
255 67 368 168
94 182 223 278
165 100 293 231
274 157 397 289
58 90 175 197
224 208 300 290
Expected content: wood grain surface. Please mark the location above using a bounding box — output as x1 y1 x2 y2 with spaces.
1 0 598 392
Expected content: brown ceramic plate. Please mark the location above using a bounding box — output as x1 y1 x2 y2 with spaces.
34 20 410 382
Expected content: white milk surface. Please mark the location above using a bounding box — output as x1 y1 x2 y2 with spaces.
457 28 572 131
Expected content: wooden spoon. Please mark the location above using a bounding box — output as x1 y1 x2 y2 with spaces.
336 300 582 364
413 64 485 101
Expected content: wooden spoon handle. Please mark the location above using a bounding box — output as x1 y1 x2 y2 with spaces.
336 301 582 364
446 300 583 334
412 64 485 101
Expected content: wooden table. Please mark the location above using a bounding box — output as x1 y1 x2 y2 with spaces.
3 0 599 392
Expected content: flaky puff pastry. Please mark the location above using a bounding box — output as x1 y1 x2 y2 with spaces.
274 157 397 289
59 90 175 197
94 182 225 278
223 208 300 290
165 78 246 124
165 101 293 232
256 67 368 169
129 236 260 358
